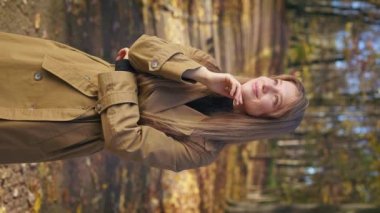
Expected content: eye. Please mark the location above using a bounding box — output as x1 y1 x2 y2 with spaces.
274 79 279 85
274 95 279 106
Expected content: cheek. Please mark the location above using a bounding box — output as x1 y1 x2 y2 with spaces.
244 99 262 116
241 84 251 100
260 97 274 112
241 84 249 95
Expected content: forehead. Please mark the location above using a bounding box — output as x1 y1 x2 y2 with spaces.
279 80 299 109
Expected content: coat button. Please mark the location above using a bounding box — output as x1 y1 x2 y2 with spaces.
150 60 159 69
34 71 43 81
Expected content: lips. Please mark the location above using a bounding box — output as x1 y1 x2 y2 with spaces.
253 82 258 98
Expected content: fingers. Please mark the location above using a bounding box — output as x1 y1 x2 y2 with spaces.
235 83 243 105
229 79 237 97
232 85 243 106
117 49 126 55
116 48 129 60
226 75 243 106
210 73 243 106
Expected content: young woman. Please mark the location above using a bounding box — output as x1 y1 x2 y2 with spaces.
0 32 308 171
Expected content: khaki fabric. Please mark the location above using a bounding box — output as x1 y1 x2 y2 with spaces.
0 33 224 171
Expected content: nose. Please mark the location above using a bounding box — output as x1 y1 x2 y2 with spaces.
262 84 278 94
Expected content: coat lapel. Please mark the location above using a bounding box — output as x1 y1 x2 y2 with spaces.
140 85 210 136
141 85 209 113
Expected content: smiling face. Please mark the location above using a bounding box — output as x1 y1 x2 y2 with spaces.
240 76 300 117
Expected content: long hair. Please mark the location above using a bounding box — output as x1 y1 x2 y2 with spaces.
137 73 308 143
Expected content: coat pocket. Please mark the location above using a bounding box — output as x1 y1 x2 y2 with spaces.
41 54 100 97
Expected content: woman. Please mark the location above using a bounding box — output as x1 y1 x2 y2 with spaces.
0 32 308 171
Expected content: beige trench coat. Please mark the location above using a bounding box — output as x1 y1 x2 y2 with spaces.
0 32 224 171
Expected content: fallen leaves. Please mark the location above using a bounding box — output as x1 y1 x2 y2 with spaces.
32 189 42 213
0 207 6 213
34 12 41 30
161 170 201 212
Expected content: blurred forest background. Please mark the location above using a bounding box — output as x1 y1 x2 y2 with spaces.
0 0 379 212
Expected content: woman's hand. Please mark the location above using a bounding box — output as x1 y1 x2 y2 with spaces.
183 66 243 106
115 48 137 72
116 48 129 60
204 72 243 106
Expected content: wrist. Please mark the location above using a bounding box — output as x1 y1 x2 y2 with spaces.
183 66 212 85
197 67 212 85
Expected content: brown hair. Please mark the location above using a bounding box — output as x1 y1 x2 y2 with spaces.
269 74 307 118
137 73 308 143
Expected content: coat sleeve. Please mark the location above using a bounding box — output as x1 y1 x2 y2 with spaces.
128 34 222 83
97 71 220 171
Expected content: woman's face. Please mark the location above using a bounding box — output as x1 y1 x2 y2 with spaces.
240 76 299 117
